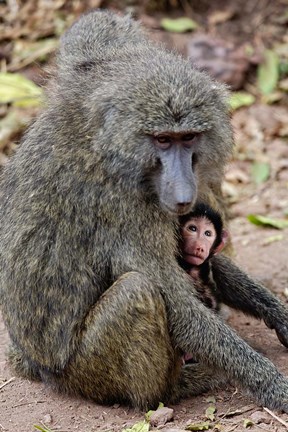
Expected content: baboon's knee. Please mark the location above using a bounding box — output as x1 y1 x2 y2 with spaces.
49 272 181 409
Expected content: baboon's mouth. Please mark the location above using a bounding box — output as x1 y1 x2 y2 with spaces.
183 253 204 266
162 204 181 217
163 204 192 217
177 208 192 216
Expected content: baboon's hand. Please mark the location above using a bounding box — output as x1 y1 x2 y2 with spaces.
275 325 288 348
256 374 288 413
264 316 288 348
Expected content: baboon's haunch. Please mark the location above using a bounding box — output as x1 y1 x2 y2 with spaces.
1 10 288 411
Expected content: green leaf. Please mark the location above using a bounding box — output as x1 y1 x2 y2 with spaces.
161 17 198 33
185 421 211 431
145 409 154 421
251 161 270 184
145 402 164 421
205 405 216 421
262 234 283 245
257 49 279 95
34 425 53 432
247 214 288 229
0 72 42 107
122 420 149 432
243 418 253 428
229 92 255 111
262 91 283 104
206 396 216 404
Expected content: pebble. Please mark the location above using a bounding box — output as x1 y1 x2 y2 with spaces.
149 407 174 427
43 414 52 424
160 429 186 432
250 410 271 424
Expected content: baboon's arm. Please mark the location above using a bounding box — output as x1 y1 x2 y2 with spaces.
211 254 288 347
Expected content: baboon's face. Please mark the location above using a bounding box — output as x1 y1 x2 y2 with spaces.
93 65 232 218
181 216 217 265
151 131 199 216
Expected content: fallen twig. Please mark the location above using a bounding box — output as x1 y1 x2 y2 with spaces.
12 398 46 408
219 404 255 418
264 407 288 429
223 424 238 432
0 376 15 390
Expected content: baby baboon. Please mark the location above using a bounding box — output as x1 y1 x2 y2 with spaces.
178 202 228 310
1 10 288 411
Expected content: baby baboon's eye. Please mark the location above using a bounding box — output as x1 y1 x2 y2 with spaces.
187 224 197 232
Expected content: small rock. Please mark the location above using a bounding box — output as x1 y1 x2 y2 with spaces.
250 410 271 424
160 429 186 432
150 407 174 427
43 414 52 424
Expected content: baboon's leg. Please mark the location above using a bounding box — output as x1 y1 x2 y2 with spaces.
42 272 181 409
211 254 288 348
9 271 226 408
172 363 227 402
8 344 41 381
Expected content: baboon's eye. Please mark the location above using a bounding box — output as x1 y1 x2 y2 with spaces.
157 135 171 144
187 224 197 232
205 230 212 237
154 135 172 150
183 133 196 141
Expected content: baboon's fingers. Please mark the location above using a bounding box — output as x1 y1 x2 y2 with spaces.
264 317 288 348
263 317 275 330
275 326 288 348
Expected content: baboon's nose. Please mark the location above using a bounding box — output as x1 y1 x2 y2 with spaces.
177 201 192 213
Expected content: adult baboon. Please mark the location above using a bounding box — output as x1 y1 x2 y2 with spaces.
1 10 288 411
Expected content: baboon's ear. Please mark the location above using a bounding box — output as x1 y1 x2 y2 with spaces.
214 229 229 255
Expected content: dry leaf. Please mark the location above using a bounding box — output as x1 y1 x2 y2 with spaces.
208 9 236 25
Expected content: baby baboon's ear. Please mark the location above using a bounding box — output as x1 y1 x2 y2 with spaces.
213 229 229 255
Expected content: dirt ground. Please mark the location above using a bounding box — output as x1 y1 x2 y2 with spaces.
1 0 288 431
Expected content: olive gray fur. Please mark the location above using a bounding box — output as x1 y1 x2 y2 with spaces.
1 10 288 411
